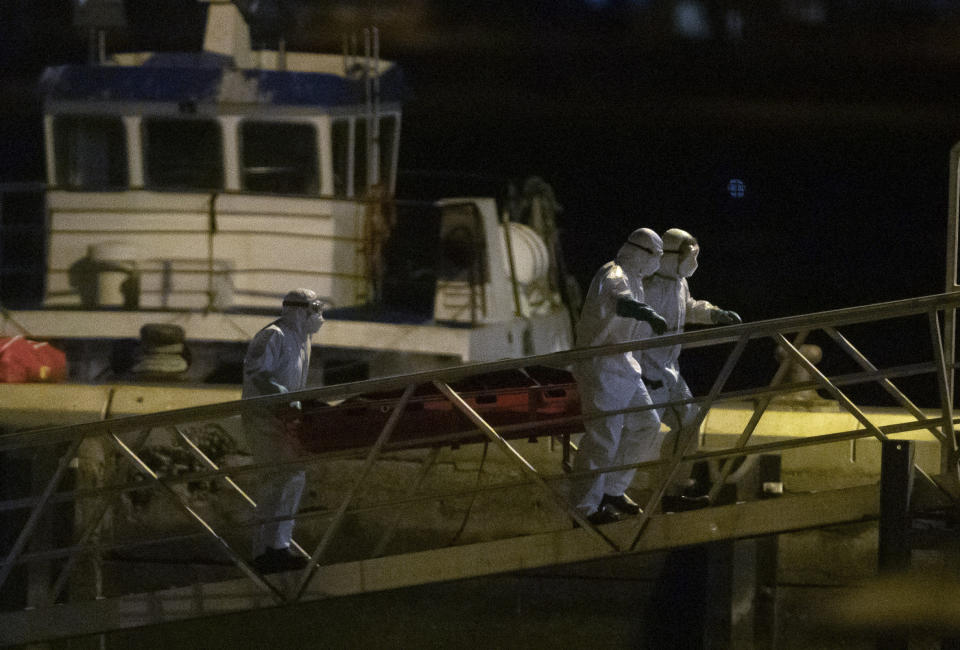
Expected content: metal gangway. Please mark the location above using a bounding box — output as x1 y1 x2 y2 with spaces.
2 291 960 646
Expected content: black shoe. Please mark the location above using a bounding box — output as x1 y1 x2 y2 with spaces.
589 503 623 525
661 494 711 513
252 547 308 574
601 492 642 515
572 503 623 528
576 503 623 527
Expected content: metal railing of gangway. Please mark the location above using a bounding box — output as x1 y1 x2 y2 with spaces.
2 291 960 643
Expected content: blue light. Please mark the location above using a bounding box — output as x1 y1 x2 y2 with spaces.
673 1 712 39
728 178 745 198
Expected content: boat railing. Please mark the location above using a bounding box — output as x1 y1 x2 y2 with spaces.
1 290 959 640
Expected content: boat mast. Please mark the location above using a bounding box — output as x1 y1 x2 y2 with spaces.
200 0 254 68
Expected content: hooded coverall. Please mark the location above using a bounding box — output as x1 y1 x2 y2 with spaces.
242 293 318 556
641 229 738 493
570 235 664 517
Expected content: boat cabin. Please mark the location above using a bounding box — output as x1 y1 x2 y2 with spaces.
39 1 403 313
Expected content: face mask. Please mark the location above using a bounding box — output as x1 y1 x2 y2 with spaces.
679 253 699 278
284 299 324 334
299 302 324 334
622 250 660 277
641 253 662 276
306 311 323 334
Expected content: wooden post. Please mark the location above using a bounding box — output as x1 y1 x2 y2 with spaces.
0 451 30 609
878 440 914 574
645 454 782 649
877 439 914 650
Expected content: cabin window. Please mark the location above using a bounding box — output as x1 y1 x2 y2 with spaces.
54 116 127 190
331 116 395 198
354 118 368 195
378 114 397 192
332 119 349 197
143 118 223 190
240 121 318 195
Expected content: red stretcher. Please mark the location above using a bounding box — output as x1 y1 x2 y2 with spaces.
291 366 583 455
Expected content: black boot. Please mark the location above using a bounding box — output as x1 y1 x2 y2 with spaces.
253 546 309 573
573 503 623 528
601 492 642 515
660 493 711 513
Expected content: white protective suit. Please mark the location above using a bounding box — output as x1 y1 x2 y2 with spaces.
641 229 739 461
570 228 665 517
242 288 323 556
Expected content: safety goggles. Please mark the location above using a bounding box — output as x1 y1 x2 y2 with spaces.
664 242 699 259
282 299 324 314
625 240 663 256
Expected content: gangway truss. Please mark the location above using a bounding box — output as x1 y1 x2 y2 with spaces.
2 292 960 645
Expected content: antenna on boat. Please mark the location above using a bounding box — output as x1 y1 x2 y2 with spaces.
365 27 381 190
72 0 127 64
343 27 382 197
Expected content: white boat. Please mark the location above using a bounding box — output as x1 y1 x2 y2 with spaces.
0 0 577 398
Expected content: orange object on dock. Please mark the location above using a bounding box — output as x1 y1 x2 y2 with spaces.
292 366 583 454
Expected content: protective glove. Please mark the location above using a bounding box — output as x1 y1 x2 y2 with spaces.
616 298 668 335
711 309 742 326
249 372 289 396
280 401 304 436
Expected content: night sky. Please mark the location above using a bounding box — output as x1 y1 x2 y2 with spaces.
3 1 960 400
